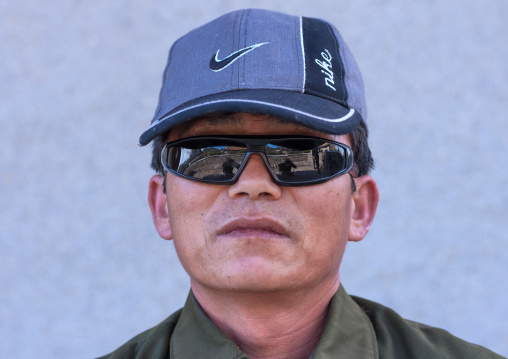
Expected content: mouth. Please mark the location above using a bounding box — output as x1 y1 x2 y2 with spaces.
217 217 290 240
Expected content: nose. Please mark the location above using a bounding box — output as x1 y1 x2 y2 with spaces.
228 154 282 200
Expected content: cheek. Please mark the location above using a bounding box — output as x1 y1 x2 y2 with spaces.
165 178 222 252
295 181 353 259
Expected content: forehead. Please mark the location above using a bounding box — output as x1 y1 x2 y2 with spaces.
167 113 349 144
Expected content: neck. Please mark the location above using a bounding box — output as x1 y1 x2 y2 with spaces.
191 280 340 359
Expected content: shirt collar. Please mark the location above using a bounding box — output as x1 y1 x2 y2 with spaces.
170 293 246 359
170 285 378 359
310 285 379 359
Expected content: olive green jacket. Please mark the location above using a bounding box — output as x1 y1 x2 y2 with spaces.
98 285 505 358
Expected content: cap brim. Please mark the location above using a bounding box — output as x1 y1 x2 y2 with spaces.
139 89 362 146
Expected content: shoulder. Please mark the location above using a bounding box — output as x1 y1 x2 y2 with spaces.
351 295 505 359
96 308 183 359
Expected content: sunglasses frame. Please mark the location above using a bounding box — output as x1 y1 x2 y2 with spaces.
161 135 357 187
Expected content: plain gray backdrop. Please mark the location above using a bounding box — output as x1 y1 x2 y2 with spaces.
1 1 507 358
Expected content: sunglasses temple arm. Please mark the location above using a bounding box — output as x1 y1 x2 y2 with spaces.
349 162 359 178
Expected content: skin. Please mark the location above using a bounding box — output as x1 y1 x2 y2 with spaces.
148 113 379 359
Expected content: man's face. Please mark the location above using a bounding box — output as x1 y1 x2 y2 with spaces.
151 113 362 294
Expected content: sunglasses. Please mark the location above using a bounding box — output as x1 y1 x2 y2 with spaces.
161 135 357 187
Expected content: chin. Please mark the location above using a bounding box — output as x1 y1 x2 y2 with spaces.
219 279 295 294
205 257 304 293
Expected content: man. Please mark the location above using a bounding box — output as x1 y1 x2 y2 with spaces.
100 9 505 359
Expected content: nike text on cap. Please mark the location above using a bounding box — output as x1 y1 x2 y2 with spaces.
139 8 366 146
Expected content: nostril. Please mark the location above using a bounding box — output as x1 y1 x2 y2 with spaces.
234 191 271 199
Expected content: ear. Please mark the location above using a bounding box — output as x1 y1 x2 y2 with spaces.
349 175 379 242
148 175 173 240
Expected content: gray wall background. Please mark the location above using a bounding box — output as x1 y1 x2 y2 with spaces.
1 0 507 358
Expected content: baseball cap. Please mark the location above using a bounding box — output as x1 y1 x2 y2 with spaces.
139 8 366 146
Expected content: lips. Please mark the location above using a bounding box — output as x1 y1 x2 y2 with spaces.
216 217 290 240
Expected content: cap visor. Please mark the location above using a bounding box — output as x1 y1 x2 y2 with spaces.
139 89 361 146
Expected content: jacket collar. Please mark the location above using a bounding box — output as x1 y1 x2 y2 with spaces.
170 285 378 359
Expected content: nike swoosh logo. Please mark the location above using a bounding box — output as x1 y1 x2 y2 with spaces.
209 42 268 72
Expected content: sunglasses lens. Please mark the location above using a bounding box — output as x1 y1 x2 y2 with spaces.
163 137 351 185
265 139 349 183
167 140 247 181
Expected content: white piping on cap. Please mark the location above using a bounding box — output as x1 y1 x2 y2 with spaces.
146 98 355 131
299 16 306 93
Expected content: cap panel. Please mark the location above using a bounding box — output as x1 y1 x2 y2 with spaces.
239 10 304 92
301 17 348 107
154 9 306 123
154 11 244 121
330 26 367 119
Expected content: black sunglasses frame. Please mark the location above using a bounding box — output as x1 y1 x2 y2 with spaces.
161 135 357 187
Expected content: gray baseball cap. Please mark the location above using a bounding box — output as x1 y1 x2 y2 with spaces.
139 8 366 146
